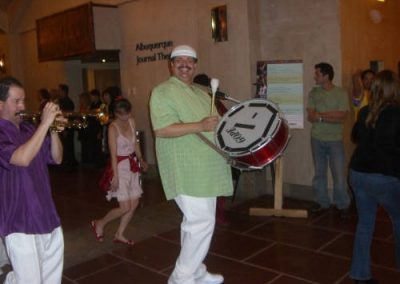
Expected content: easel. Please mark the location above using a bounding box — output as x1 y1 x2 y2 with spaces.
249 157 308 218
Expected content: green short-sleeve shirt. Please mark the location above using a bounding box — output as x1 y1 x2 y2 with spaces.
150 76 233 200
307 86 349 141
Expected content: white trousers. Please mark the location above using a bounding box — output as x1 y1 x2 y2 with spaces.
0 238 9 275
4 227 64 284
169 195 216 284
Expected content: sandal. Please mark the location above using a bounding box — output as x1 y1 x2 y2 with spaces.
90 220 104 242
113 238 134 246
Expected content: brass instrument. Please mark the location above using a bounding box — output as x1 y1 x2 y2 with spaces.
16 110 107 132
79 109 109 125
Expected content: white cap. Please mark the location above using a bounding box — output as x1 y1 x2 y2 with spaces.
170 45 197 59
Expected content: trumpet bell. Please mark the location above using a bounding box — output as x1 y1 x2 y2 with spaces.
17 111 90 132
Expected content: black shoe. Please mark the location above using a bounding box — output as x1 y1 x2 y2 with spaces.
353 278 379 284
309 203 330 213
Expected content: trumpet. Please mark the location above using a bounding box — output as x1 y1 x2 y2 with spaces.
77 109 109 125
16 111 107 132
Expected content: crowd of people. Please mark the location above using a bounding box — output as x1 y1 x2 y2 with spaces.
0 44 399 284
307 62 399 284
35 84 123 170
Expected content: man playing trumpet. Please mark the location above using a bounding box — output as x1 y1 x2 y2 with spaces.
0 77 66 283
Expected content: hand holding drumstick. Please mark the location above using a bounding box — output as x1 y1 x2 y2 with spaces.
210 78 219 115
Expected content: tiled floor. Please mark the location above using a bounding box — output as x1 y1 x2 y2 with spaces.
2 167 400 283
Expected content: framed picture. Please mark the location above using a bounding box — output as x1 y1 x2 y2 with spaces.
211 5 228 42
36 3 95 61
256 60 304 129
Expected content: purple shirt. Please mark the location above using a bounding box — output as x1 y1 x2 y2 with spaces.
0 119 60 237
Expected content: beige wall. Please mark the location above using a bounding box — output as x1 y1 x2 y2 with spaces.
341 0 400 93
119 0 254 163
255 0 343 187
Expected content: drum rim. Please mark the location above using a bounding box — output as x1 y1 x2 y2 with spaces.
214 98 282 156
228 118 288 158
231 121 291 170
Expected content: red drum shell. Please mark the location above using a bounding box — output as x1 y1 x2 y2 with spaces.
234 119 289 168
215 98 290 170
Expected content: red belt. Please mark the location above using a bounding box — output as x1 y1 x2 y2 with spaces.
117 153 140 173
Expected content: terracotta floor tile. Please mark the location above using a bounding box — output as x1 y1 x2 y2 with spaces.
45 168 400 283
158 224 274 261
310 210 358 234
62 277 75 284
63 253 122 280
247 243 350 284
339 266 400 284
323 234 397 269
111 236 179 271
321 233 353 258
311 210 393 239
222 211 270 233
247 219 340 250
76 262 167 284
203 254 278 284
210 228 273 260
157 227 180 243
271 275 315 284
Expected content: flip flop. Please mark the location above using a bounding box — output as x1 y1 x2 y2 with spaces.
113 238 134 246
90 220 104 242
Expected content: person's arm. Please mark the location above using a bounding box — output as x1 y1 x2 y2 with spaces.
50 131 63 164
307 108 348 124
319 110 348 123
154 116 219 138
10 102 61 167
108 123 119 190
351 70 363 106
306 107 318 123
131 118 148 172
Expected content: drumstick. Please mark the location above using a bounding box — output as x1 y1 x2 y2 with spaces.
210 78 219 115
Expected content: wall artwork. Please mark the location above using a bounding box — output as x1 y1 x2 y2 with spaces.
256 60 304 129
36 3 95 61
211 5 228 42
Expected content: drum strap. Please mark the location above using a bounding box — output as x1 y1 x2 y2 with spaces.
195 132 230 161
196 132 257 169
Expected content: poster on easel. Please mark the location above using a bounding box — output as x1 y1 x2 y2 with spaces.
255 60 304 129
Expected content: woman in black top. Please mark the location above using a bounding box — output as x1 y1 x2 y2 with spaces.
349 70 400 284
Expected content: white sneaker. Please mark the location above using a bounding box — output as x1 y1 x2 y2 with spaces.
168 275 196 284
196 272 224 284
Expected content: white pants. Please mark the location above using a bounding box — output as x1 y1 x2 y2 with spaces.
0 238 9 275
4 227 64 284
169 195 216 284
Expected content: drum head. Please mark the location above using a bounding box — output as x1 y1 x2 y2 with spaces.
215 99 280 157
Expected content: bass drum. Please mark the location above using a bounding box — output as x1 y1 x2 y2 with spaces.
215 98 290 170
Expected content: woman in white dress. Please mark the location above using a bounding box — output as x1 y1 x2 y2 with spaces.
91 98 148 245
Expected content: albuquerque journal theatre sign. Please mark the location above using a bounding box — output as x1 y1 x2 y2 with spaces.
135 40 173 65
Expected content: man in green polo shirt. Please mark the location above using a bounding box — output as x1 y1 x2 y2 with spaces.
307 62 350 214
150 45 232 284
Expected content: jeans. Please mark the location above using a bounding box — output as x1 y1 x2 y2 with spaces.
349 170 400 280
311 138 350 209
